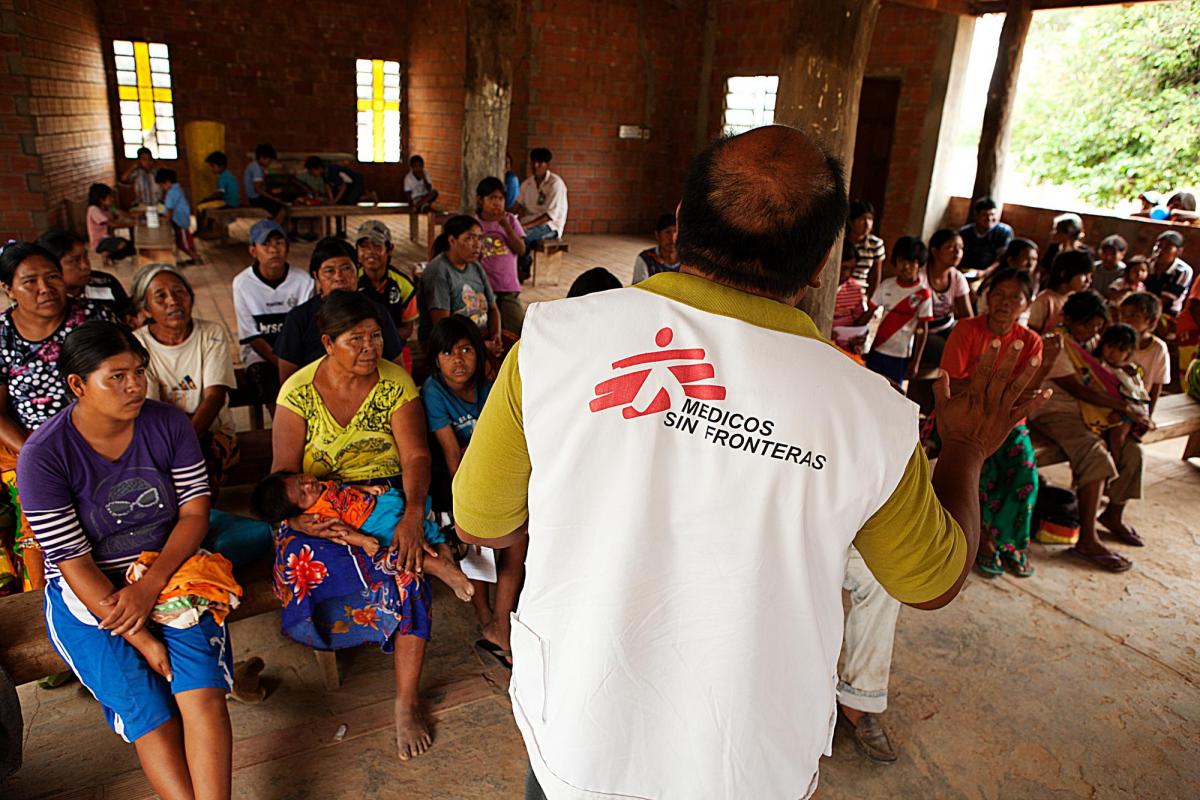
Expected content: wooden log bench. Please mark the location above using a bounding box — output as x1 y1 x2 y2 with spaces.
530 238 569 287
204 206 271 245
1030 392 1200 466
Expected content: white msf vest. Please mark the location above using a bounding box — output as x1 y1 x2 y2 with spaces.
514 287 917 799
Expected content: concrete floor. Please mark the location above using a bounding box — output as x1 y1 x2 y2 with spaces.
5 229 1200 798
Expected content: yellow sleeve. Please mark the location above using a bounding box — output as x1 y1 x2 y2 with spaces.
452 341 531 538
275 360 318 417
378 359 420 408
852 445 967 604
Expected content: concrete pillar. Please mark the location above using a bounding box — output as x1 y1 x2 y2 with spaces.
919 13 977 240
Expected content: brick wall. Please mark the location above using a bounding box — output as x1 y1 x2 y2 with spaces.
407 0 466 212
0 0 113 240
96 0 411 201
509 0 703 235
710 0 948 242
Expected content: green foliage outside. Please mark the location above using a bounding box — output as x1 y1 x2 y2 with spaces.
1009 1 1200 207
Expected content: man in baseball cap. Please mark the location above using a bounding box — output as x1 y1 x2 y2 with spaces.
354 220 418 370
1147 229 1193 315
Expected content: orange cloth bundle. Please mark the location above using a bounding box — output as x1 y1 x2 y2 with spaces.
126 550 243 628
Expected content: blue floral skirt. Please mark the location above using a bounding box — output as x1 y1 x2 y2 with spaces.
273 486 436 652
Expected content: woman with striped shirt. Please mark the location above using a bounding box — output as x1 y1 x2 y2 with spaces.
16 321 233 799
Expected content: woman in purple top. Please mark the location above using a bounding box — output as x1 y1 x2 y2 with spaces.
475 176 526 335
16 321 233 798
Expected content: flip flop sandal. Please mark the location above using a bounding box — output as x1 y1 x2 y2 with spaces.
1067 548 1132 573
975 550 1004 577
1101 524 1144 547
474 639 513 670
1001 550 1035 578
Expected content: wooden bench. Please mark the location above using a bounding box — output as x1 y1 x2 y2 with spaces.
290 201 409 239
204 206 271 244
1030 392 1200 466
530 238 569 286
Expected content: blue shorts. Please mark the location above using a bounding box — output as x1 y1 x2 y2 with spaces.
865 350 909 386
44 578 233 743
359 490 445 546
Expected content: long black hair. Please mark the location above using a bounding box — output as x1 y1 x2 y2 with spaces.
426 315 487 384
432 215 481 257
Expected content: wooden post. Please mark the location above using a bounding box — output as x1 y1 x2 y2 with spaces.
971 0 1033 210
774 0 882 336
694 0 718 151
461 0 518 214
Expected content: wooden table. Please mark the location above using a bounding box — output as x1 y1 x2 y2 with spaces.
289 201 410 238
133 222 176 265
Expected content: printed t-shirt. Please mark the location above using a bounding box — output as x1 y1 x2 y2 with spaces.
1031 334 1087 419
358 267 419 330
404 171 432 201
852 234 885 285
476 214 525 293
958 222 1013 271
421 375 492 447
164 183 191 229
17 399 210 580
135 318 237 438
940 316 1043 424
215 170 240 207
421 253 496 331
274 294 404 370
232 264 314 365
276 358 419 482
923 267 970 332
632 247 680 285
86 205 109 251
243 161 264 200
869 277 933 358
0 298 113 431
1027 289 1068 334
306 482 375 529
1131 335 1169 389
517 170 569 234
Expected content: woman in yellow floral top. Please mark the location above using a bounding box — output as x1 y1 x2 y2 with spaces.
270 290 436 761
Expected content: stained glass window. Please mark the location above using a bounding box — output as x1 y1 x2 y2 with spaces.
356 59 401 163
723 75 778 136
112 40 176 160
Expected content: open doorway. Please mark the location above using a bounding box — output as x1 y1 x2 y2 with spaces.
849 77 901 231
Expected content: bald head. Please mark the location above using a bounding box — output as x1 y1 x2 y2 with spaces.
677 125 847 299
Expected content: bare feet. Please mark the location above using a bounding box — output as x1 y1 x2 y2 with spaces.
395 702 432 761
423 554 476 602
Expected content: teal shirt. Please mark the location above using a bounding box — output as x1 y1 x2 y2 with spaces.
216 169 240 207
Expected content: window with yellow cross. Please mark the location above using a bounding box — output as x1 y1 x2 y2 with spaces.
112 40 177 160
356 59 401 163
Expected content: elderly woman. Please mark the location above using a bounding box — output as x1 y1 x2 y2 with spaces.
270 290 435 761
1030 290 1145 572
17 321 233 797
942 268 1057 577
0 242 112 592
131 264 238 485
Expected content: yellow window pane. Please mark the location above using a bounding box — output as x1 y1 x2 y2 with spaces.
140 100 155 130
373 109 384 162
357 98 370 112
135 43 152 87
153 88 172 102
384 100 400 111
372 60 384 101
119 85 138 100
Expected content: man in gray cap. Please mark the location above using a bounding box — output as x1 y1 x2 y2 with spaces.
355 220 418 371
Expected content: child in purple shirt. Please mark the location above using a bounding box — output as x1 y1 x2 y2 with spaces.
475 176 526 335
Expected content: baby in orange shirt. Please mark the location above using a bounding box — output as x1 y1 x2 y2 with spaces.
252 472 473 601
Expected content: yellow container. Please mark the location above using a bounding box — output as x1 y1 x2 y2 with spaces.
183 121 226 201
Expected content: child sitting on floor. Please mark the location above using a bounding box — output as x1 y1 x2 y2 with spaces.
865 235 932 388
250 472 474 602
832 239 875 355
1084 323 1154 459
155 169 200 265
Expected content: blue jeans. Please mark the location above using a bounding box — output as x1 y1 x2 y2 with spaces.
519 224 559 280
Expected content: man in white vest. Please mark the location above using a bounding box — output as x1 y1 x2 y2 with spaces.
454 125 1049 800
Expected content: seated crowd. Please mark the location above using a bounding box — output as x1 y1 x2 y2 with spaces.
0 148 1196 795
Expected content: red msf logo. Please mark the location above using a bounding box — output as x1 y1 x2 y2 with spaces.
589 327 727 419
